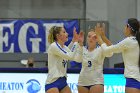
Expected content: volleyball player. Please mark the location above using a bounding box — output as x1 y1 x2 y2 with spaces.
96 18 140 93
74 28 112 93
45 26 79 93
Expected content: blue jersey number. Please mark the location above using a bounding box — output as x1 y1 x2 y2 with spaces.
62 60 67 68
88 61 92 67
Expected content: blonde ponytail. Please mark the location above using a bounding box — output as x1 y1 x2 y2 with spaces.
48 27 55 44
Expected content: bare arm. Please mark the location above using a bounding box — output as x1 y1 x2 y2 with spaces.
95 23 112 46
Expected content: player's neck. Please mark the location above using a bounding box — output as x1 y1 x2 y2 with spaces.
88 46 95 52
57 40 64 48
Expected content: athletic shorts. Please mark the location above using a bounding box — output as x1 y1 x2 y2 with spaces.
45 76 68 92
126 78 140 90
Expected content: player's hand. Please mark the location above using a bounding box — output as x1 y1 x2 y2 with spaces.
78 31 84 46
95 23 105 37
72 27 79 42
100 23 106 37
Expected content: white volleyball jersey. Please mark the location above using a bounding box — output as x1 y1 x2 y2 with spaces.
46 42 78 84
74 45 112 86
101 36 140 82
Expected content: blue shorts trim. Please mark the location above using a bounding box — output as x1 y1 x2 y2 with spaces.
45 77 67 92
83 85 92 89
126 78 140 90
81 84 104 90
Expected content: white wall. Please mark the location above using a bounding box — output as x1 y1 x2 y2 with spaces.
0 0 84 18
137 0 140 19
86 0 108 20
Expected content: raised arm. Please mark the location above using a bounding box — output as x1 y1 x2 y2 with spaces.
68 27 79 49
95 23 129 55
101 23 112 46
49 42 79 60
101 38 130 54
73 31 84 62
95 23 112 46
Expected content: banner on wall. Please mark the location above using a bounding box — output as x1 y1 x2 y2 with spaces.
0 73 125 93
0 19 79 53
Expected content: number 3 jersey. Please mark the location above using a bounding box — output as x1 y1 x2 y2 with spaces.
74 45 112 86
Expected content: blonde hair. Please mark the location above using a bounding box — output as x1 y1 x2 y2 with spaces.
48 26 62 44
